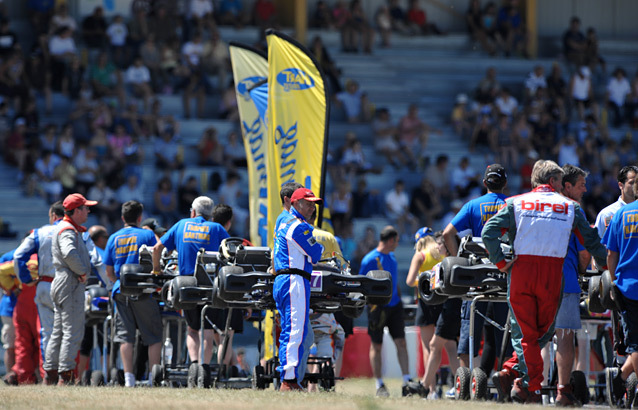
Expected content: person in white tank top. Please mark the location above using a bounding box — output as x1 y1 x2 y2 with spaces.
570 66 599 122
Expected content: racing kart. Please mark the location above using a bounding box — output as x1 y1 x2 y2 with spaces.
418 236 510 305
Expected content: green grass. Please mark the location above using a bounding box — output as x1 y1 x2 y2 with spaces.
0 378 536 409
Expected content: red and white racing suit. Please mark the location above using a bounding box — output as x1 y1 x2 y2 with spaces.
482 185 607 392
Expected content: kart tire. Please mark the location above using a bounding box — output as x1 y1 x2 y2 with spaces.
470 367 488 400
570 370 590 405
90 370 105 387
365 270 392 306
217 265 244 300
252 365 266 390
455 367 471 400
197 364 211 388
160 281 174 310
171 276 198 310
441 256 471 296
210 274 228 309
319 363 335 391
81 369 91 386
151 364 163 387
587 275 605 314
187 362 198 388
600 270 615 311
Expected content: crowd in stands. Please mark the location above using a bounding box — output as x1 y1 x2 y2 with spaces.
1 0 638 276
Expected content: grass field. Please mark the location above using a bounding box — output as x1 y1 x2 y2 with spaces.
0 378 543 409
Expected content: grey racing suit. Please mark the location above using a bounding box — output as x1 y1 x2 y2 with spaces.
44 219 91 373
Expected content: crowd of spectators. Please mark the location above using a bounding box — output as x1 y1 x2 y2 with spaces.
2 1 638 277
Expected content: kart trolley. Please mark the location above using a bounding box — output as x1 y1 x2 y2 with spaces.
418 236 590 403
175 238 394 390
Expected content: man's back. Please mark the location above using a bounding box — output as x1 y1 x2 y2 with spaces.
452 191 507 237
104 226 156 277
359 249 399 307
161 216 229 275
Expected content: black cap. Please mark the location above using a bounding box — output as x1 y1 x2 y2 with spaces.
484 163 507 185
141 218 167 237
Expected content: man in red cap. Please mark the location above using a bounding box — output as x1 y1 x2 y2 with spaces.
273 187 324 391
43 193 97 385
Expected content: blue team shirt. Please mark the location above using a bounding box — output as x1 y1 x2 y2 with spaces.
562 207 587 294
160 216 229 276
105 226 157 293
452 192 507 237
359 249 399 307
603 201 638 300
275 209 294 235
0 250 16 317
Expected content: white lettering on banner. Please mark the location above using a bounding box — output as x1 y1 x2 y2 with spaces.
243 117 269 246
275 122 298 182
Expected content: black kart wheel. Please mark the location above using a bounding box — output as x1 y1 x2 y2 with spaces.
151 364 163 387
90 370 105 387
252 365 266 390
455 367 471 401
319 363 335 391
587 275 604 313
365 270 393 306
470 367 488 400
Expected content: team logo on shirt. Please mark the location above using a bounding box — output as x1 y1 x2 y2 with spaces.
277 68 315 92
623 210 638 239
183 223 211 243
115 235 138 258
480 203 502 224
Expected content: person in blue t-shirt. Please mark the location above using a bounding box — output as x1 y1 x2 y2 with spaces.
442 163 509 375
104 200 160 388
274 181 303 234
152 196 229 373
359 225 411 397
550 164 591 405
603 177 638 401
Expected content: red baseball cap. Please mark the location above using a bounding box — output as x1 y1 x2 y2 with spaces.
63 193 98 211
290 188 322 203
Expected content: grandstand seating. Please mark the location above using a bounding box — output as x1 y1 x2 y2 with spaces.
3 25 638 307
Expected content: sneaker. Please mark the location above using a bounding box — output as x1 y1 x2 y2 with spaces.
556 384 582 407
605 367 626 407
492 369 515 402
445 386 455 399
187 362 198 388
402 380 428 397
280 379 304 392
376 383 390 398
427 390 441 400
3 371 18 386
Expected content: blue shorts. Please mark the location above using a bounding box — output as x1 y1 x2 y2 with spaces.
554 293 582 330
619 293 638 354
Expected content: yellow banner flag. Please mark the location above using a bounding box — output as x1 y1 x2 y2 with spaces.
266 30 329 246
230 43 269 246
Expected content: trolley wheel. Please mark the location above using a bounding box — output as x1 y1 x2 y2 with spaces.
151 364 164 387
570 370 590 404
90 370 105 387
455 367 471 400
625 373 638 408
81 369 91 386
110 368 125 386
587 275 605 313
319 363 335 391
341 304 364 319
470 367 488 400
187 362 198 388
197 364 211 388
252 365 266 390
365 270 393 306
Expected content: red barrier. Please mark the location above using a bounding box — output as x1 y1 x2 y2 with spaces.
340 327 373 377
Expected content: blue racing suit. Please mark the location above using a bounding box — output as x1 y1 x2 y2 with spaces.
273 206 323 382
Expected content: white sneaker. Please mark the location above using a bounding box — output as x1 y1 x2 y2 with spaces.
428 391 441 400
445 387 455 399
